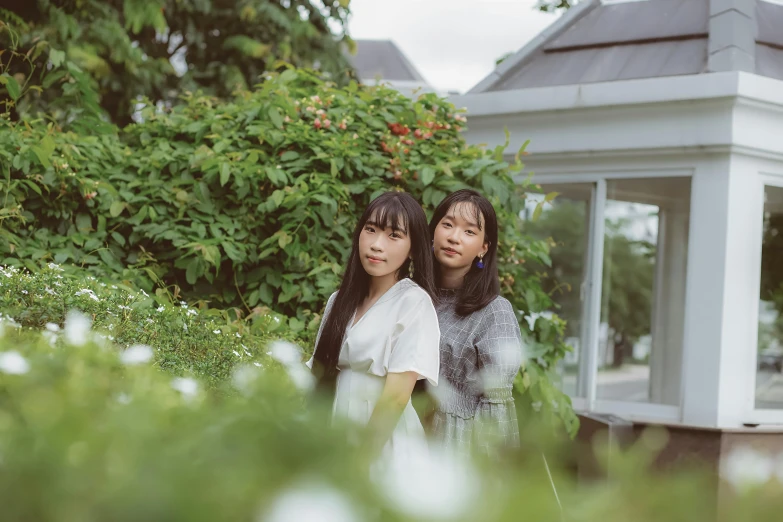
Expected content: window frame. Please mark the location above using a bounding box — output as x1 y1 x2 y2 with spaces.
533 169 692 423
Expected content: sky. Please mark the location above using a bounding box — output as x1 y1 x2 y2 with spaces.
346 0 560 94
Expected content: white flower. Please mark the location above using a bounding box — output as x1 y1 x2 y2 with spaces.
64 310 92 346
140 289 149 297
376 442 480 520
171 377 199 399
721 446 773 490
286 365 315 392
45 323 60 332
183 323 188 332
262 480 359 522
21 290 28 294
268 341 301 366
74 289 99 302
0 351 30 375
253 361 263 367
232 350 241 357
47 262 63 271
157 306 165 313
232 364 259 395
120 344 154 365
42 331 58 347
187 309 197 316
268 342 314 392
213 329 221 334
235 332 241 338
45 287 56 295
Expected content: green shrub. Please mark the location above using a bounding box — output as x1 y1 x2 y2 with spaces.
2 321 783 521
0 264 303 388
1 46 575 434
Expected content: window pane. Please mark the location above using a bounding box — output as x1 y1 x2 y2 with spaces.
597 178 690 405
523 183 593 398
756 186 783 409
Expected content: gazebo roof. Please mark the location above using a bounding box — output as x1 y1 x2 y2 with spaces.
470 0 783 93
348 39 428 84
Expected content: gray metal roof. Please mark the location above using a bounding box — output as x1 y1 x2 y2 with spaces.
471 0 783 93
348 40 428 83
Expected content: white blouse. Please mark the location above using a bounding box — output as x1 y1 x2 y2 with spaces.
310 278 440 386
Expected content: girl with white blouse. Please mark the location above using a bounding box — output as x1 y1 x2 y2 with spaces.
309 191 440 468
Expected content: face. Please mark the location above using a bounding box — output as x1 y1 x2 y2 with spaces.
433 202 489 270
358 215 412 280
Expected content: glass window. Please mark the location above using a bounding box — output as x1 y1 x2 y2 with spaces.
756 185 783 409
523 183 594 398
597 178 690 405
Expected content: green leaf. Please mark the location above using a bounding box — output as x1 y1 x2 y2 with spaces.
186 258 201 285
279 69 297 83
3 74 21 101
268 107 284 129
271 190 285 208
110 201 125 217
30 147 51 168
532 201 544 222
421 166 435 186
22 180 43 196
220 163 231 186
544 191 559 203
49 49 66 67
75 213 92 232
280 151 299 161
111 231 126 246
259 283 274 304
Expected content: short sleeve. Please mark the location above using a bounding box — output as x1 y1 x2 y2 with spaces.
306 291 338 370
474 297 523 402
387 293 441 387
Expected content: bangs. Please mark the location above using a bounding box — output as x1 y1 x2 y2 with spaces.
364 197 409 234
447 201 484 230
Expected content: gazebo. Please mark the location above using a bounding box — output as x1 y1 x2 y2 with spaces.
456 0 783 461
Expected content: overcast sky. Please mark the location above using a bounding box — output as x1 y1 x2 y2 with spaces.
346 0 560 93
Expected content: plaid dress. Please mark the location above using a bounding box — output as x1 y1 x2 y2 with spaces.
430 291 523 457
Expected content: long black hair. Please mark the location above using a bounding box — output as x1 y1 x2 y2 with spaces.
312 191 437 392
430 189 500 316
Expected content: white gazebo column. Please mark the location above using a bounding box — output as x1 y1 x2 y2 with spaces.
649 204 690 406
681 154 760 428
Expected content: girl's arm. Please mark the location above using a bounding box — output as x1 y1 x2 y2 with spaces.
364 371 419 457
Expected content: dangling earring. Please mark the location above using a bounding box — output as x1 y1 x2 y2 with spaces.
476 254 485 269
408 259 414 278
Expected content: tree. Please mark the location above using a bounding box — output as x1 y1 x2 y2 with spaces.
536 0 577 12
0 0 353 125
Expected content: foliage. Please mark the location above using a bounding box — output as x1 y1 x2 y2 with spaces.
1 13 577 436
3 319 783 520
536 0 577 12
0 264 302 388
0 0 353 125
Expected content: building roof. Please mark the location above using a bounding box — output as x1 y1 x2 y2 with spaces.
348 39 428 83
470 0 783 93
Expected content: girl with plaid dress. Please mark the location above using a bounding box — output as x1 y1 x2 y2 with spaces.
425 189 524 457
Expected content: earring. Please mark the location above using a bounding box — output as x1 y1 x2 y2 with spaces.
476 255 485 269
408 260 414 278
